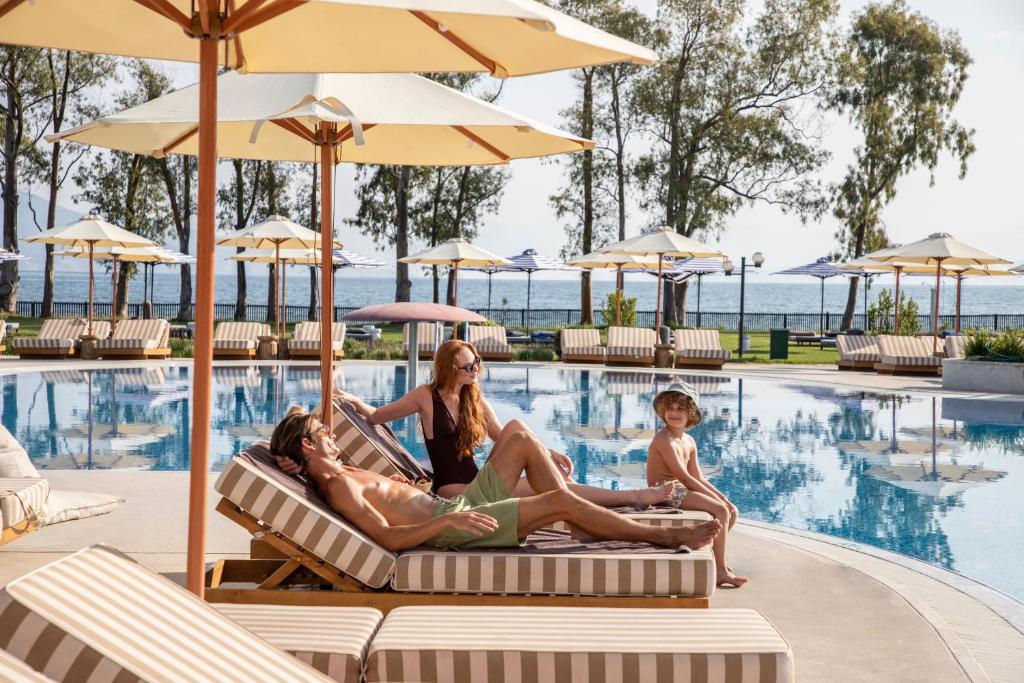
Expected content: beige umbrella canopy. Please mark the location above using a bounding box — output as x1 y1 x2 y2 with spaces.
23 215 156 336
567 251 675 326
601 228 723 330
871 233 1010 341
3 0 657 601
400 240 511 316
229 246 334 331
866 463 1006 497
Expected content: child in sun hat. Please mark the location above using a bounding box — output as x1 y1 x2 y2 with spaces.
647 382 748 588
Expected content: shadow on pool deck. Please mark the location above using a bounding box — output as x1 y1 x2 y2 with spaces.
3 470 1022 682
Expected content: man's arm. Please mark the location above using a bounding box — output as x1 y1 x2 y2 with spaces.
326 477 497 551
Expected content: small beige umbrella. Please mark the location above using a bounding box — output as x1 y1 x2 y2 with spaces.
566 251 675 326
600 228 722 330
871 233 1010 343
55 245 177 332
23 215 155 336
230 247 331 331
217 216 334 338
399 240 511 335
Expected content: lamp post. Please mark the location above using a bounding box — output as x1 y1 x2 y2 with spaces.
723 252 764 358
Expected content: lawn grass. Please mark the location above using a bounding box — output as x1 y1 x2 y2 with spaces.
1 316 838 365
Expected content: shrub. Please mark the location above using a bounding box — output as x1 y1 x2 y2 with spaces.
963 329 990 358
370 348 390 361
169 338 193 358
599 291 636 328
989 330 1024 361
514 344 556 362
348 345 367 359
868 288 920 335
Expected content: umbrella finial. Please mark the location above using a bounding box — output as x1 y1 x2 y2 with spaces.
929 232 953 239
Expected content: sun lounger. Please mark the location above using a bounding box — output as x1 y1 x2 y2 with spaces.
945 335 967 360
0 476 48 546
366 606 794 683
606 326 656 366
403 322 441 360
214 604 382 682
209 444 716 611
466 325 514 362
0 647 54 682
875 335 943 375
0 545 336 682
673 329 731 368
97 318 171 359
11 318 106 359
289 321 347 360
836 333 880 370
560 327 605 363
213 321 270 360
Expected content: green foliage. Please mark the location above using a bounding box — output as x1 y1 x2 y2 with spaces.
169 337 192 359
830 1 974 262
963 329 990 358
989 331 1024 361
515 345 557 362
599 290 637 327
867 288 920 335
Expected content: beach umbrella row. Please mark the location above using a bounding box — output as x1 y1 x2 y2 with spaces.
566 251 673 326
772 257 869 335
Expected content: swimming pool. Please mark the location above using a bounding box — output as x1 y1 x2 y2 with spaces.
3 363 1022 600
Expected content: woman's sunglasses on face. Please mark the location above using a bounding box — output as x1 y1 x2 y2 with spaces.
456 358 481 373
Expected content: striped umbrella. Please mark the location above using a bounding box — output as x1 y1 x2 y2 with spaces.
648 257 725 323
488 248 569 331
332 249 387 269
773 257 868 335
0 248 29 261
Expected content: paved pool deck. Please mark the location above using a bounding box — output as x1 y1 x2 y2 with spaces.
2 358 1023 681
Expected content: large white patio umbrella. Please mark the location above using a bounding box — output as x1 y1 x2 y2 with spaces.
217 215 330 338
600 228 722 330
871 233 1010 342
566 251 674 326
6 0 656 600
23 215 155 336
399 239 511 318
54 245 178 331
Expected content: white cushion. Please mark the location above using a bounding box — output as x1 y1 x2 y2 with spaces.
42 489 123 526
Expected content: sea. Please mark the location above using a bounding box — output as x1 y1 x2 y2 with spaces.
10 269 1024 315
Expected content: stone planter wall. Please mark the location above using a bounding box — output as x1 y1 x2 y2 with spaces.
942 359 1024 394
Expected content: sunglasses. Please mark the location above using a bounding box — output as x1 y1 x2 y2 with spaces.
304 424 329 441
456 358 481 373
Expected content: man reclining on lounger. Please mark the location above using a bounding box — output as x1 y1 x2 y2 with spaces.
271 406 720 552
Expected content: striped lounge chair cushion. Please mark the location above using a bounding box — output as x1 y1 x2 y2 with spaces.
678 347 731 360
97 338 158 350
292 321 347 342
548 508 711 533
326 400 433 482
472 340 512 354
563 345 605 356
12 318 87 350
215 445 397 589
836 334 880 362
97 319 168 350
607 346 655 358
877 336 942 367
561 329 603 355
403 323 440 353
392 539 715 597
213 339 257 350
214 604 381 683
289 339 344 352
215 322 270 342
674 329 731 360
366 607 794 683
0 648 53 682
1 478 49 530
0 545 332 683
607 327 656 356
467 326 512 352
945 336 967 359
11 337 75 351
89 321 112 340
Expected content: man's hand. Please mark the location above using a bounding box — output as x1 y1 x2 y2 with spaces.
333 389 356 403
551 451 574 478
275 454 304 476
442 511 499 537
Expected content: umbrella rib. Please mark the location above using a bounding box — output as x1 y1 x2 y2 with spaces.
338 123 375 144
160 125 199 156
409 11 499 75
271 118 317 144
221 0 272 33
0 0 27 21
453 126 510 162
228 0 304 35
131 0 191 32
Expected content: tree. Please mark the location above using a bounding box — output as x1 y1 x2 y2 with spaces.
632 0 836 322
256 161 300 324
25 50 113 316
73 60 172 317
157 155 194 320
217 159 265 320
830 1 974 329
0 46 47 312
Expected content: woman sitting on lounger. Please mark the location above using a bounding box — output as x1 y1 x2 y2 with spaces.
321 339 672 507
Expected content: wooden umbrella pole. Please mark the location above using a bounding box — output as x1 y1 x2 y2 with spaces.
933 259 943 344
185 36 218 598
319 126 335 431
111 256 118 332
87 242 95 336
452 262 460 340
275 243 281 338
615 266 621 327
655 258 663 331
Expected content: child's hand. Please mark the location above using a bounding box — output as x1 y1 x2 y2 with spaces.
551 451 574 478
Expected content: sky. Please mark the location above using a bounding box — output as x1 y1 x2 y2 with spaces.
40 0 1024 284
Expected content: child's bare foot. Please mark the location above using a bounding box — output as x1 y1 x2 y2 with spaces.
717 570 748 588
661 519 720 550
632 483 673 508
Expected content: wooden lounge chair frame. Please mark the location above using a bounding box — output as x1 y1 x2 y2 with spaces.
0 517 36 546
207 498 709 613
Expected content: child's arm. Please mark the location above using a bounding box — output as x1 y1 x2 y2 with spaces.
651 437 719 499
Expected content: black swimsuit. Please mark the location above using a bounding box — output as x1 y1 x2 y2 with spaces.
423 388 478 493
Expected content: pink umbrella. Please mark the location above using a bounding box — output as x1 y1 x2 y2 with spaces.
342 303 485 390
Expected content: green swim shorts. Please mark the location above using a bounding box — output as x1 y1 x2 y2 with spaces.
426 462 523 549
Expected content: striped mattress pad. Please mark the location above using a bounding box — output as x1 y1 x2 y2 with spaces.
97 319 168 349
403 323 439 352
836 334 880 361
1 477 49 530
877 335 942 366
366 606 793 683
0 648 53 682
0 545 333 683
607 327 656 351
214 322 271 341
214 604 382 683
292 321 347 343
328 399 433 484
467 326 512 351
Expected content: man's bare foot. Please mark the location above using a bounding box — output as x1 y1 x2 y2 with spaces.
660 520 720 549
632 482 673 508
717 570 748 588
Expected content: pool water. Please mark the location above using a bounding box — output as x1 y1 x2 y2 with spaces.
3 363 1023 600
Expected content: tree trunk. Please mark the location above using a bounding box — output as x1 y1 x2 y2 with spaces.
177 156 192 321
234 253 247 321
581 271 593 325
432 265 439 304
580 69 595 325
232 160 248 321
841 277 859 331
663 280 676 325
395 166 411 302
115 265 130 318
41 135 62 316
266 262 277 324
0 64 20 313
307 163 318 320
446 269 456 307
673 280 690 326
